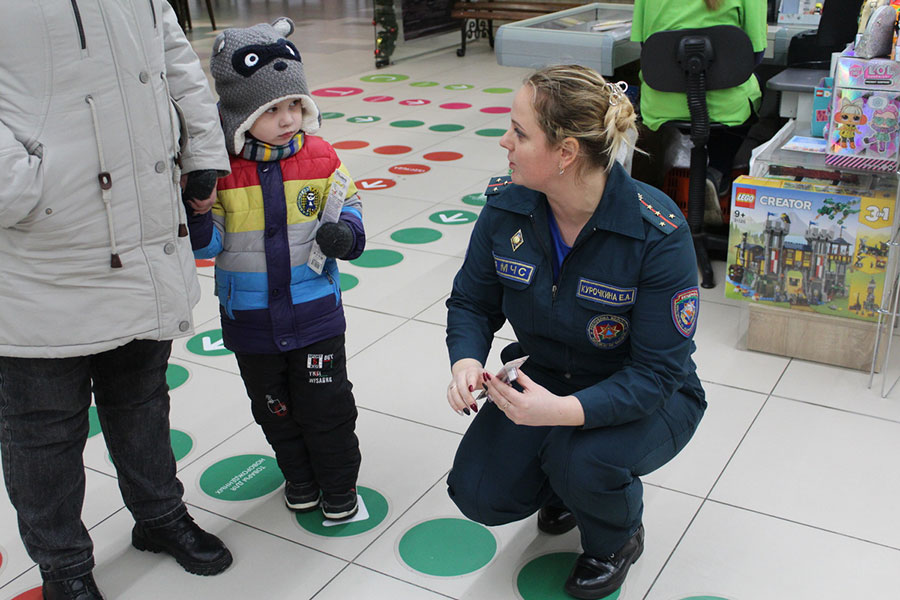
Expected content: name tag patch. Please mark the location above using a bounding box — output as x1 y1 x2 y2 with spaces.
671 287 699 337
493 254 535 284
576 278 636 306
586 314 629 349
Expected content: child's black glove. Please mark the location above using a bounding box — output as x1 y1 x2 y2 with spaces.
182 169 219 204
315 221 354 259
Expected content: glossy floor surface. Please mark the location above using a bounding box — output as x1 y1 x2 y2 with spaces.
2 2 900 599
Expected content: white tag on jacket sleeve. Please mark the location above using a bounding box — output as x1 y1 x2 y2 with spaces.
307 169 350 274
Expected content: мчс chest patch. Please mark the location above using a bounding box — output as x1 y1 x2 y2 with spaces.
493 253 535 284
586 314 629 349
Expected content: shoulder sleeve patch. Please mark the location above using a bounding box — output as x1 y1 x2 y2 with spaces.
485 175 512 196
671 287 699 337
638 192 683 235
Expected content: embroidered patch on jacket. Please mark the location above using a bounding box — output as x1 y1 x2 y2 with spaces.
297 186 320 217
576 278 636 307
493 253 535 284
586 314 629 349
510 229 524 252
671 287 699 338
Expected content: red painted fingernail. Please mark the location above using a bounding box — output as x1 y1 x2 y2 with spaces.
482 372 488 382
468 385 475 392
485 372 492 381
470 403 478 413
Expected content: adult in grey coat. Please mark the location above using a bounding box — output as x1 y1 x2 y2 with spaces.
0 2 232 598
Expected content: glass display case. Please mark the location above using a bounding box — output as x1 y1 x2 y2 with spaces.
494 3 637 76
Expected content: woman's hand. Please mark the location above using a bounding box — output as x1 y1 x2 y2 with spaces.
447 358 484 416
484 370 585 427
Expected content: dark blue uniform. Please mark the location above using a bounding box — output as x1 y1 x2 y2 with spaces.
446 162 706 556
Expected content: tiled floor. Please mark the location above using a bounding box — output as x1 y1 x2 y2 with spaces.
3 2 900 599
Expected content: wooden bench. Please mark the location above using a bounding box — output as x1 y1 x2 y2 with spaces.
450 1 583 56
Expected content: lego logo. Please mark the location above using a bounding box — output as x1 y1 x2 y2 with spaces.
735 187 756 209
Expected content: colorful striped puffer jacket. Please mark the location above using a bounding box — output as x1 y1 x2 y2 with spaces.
188 134 364 354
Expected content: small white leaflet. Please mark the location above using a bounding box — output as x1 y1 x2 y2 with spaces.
307 169 350 274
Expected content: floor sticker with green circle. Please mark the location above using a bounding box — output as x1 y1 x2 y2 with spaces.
199 454 283 501
321 111 344 119
351 249 404 268
391 228 442 244
166 363 189 390
361 73 409 82
445 83 474 90
88 406 102 438
429 210 478 225
295 486 388 537
186 329 231 356
475 128 506 137
410 81 439 87
429 124 465 132
398 517 496 577
340 273 359 292
517 552 621 600
347 115 380 124
390 120 425 128
462 192 487 206
169 429 194 462
483 87 513 94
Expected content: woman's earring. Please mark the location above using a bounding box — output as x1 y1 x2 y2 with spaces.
558 164 565 175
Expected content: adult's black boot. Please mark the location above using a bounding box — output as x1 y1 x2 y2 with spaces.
132 512 233 575
42 573 104 600
564 524 644 599
536 504 577 535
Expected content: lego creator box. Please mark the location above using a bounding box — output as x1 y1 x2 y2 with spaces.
726 176 896 322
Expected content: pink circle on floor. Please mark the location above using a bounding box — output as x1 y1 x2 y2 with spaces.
400 99 431 106
364 95 394 102
440 102 472 110
424 151 463 161
312 87 363 97
389 163 431 175
480 106 511 114
374 145 413 155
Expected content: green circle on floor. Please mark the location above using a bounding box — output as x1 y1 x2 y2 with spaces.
186 329 231 356
445 83 474 90
170 429 194 462
483 87 513 94
517 553 621 600
461 192 487 206
350 249 404 268
429 209 477 225
88 406 101 438
391 227 442 244
340 273 359 291
199 454 283 501
391 120 425 128
399 518 496 576
429 123 465 132
361 73 409 82
166 363 189 390
321 112 344 119
294 486 388 537
410 81 439 87
475 128 506 137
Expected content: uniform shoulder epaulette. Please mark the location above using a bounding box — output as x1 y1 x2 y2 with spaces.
637 192 682 235
484 175 512 196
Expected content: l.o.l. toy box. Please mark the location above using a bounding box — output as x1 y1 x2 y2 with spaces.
725 176 896 322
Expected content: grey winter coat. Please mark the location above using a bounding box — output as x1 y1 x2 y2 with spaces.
0 0 229 358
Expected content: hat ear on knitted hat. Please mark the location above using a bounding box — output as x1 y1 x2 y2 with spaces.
210 17 320 155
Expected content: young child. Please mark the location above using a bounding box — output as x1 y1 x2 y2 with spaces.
187 18 364 520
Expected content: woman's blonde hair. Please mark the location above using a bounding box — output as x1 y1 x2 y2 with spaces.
525 64 637 176
705 0 721 9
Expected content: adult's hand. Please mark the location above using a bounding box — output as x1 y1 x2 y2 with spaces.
447 358 483 416
483 370 585 427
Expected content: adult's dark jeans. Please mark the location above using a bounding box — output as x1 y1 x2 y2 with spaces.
0 339 188 582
